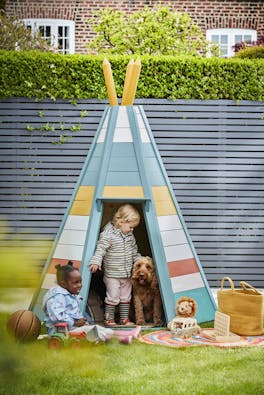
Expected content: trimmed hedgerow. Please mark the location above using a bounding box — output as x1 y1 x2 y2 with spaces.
0 50 263 100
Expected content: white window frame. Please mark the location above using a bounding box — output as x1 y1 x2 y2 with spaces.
206 28 257 58
23 19 75 54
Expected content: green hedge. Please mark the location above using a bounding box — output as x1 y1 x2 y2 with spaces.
0 50 264 100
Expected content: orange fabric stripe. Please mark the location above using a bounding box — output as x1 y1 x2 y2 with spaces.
48 258 81 274
167 258 199 277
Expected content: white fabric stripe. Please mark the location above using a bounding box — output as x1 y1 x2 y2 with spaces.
170 272 204 293
58 229 86 245
53 243 84 260
160 229 188 247
113 127 133 142
42 273 57 290
116 107 130 127
134 107 150 143
157 215 182 231
164 244 193 262
97 112 109 143
113 107 133 142
64 215 89 231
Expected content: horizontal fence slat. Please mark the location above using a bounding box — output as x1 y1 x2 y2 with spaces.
1 98 264 288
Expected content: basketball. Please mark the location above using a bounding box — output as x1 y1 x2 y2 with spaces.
6 309 41 342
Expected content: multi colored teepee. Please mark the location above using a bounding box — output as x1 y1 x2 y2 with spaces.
31 59 216 324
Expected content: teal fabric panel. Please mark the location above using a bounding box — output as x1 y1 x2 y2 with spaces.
173 287 216 323
93 143 104 156
144 157 166 186
108 156 138 172
105 171 142 186
81 171 99 186
111 142 135 157
141 142 156 157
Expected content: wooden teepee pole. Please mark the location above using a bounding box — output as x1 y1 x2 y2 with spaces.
102 58 118 106
122 58 141 106
121 59 134 105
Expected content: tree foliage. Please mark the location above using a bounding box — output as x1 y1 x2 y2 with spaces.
87 6 213 56
0 13 56 51
233 36 264 59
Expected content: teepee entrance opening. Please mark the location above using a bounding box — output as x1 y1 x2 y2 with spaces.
87 201 165 326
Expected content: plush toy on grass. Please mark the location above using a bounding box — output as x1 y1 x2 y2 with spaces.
167 297 200 338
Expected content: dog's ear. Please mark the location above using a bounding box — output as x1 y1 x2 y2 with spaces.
150 272 159 289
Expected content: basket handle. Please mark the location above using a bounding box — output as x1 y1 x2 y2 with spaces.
240 281 262 295
220 276 235 290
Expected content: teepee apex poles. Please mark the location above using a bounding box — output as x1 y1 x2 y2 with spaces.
102 58 142 106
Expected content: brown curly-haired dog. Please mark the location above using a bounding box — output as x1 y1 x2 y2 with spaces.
131 256 163 326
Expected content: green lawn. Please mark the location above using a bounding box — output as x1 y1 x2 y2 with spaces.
0 313 263 395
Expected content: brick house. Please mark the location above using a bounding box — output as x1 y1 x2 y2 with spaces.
4 0 264 56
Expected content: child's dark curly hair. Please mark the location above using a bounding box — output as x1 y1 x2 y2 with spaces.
55 261 79 283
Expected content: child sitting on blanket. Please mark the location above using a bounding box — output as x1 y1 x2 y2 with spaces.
42 260 140 343
42 261 92 337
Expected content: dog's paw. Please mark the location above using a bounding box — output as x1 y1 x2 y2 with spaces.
153 319 163 327
136 319 146 325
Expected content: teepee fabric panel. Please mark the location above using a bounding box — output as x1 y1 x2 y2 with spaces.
103 186 144 198
31 104 215 324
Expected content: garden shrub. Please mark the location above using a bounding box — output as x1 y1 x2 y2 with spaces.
234 46 264 59
0 50 263 100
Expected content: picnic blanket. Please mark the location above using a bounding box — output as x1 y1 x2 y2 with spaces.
139 329 264 349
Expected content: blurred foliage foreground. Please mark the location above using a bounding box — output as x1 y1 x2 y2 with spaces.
0 221 51 310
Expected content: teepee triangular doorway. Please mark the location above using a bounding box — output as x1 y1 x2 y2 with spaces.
31 59 216 324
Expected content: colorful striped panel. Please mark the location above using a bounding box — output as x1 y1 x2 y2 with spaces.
164 244 193 262
53 216 89 261
170 272 204 293
167 258 199 277
152 186 177 216
157 214 182 231
42 273 57 290
70 186 95 215
64 215 89 231
160 229 188 246
156 211 202 298
53 242 84 261
103 186 144 198
57 229 87 246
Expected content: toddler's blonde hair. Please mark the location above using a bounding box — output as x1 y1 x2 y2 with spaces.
113 204 140 227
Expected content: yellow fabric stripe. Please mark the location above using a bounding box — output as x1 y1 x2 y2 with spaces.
103 186 144 198
70 186 95 215
152 186 177 216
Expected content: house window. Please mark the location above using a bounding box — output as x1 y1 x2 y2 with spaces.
206 29 257 57
24 19 75 54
